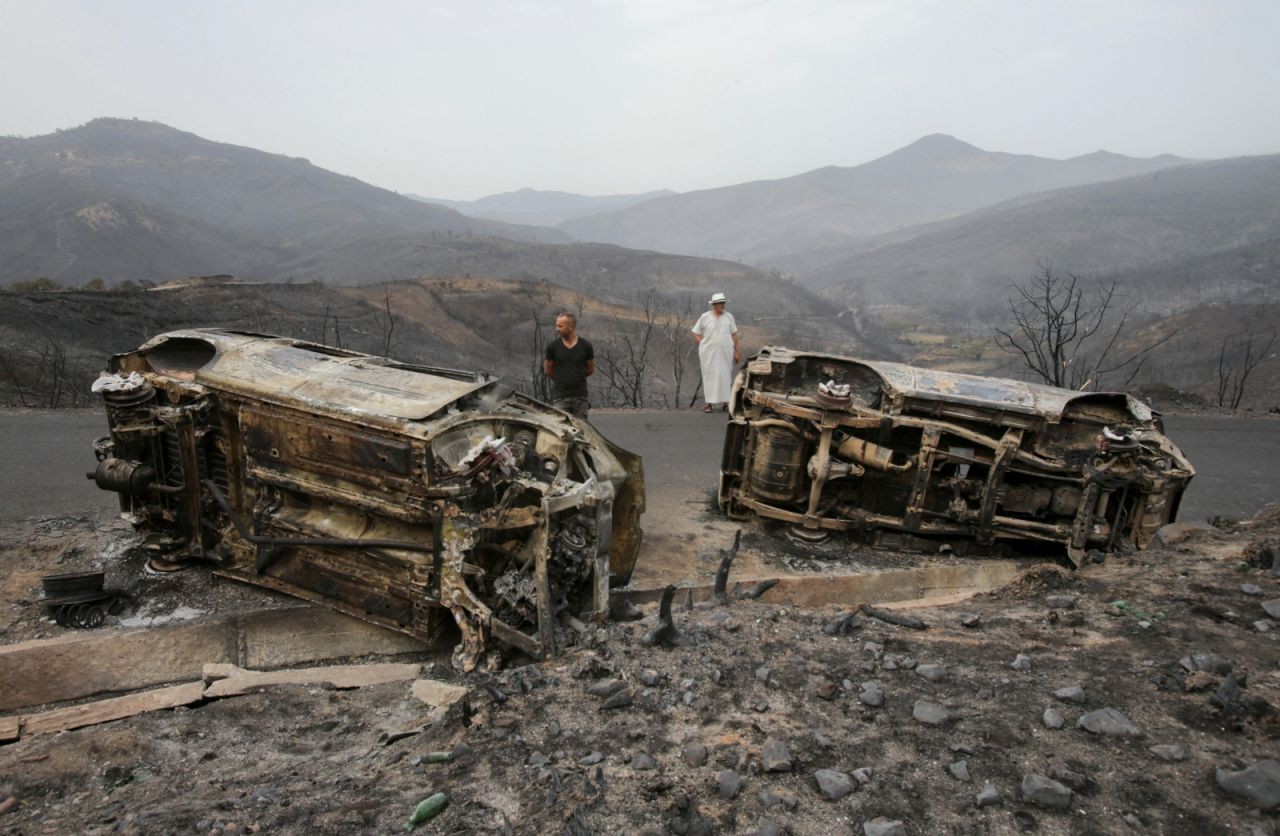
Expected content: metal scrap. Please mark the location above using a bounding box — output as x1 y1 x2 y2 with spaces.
719 346 1194 563
87 330 645 670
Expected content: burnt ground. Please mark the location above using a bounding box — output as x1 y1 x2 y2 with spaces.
2 508 1280 835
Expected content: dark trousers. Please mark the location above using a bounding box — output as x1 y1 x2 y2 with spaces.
554 397 589 420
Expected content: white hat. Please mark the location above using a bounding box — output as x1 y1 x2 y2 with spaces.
708 292 728 304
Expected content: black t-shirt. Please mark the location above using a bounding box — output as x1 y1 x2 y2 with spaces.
545 337 594 399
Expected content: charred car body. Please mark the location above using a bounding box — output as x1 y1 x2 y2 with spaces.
719 347 1193 562
89 330 644 670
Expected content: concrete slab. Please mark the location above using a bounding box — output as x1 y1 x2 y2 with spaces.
0 606 429 712
617 560 1033 611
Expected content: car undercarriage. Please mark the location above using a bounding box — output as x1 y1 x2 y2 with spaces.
718 347 1194 563
89 330 644 670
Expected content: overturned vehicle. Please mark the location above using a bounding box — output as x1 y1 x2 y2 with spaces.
719 347 1193 563
89 330 644 670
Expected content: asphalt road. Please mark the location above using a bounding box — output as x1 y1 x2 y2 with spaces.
0 410 1276 525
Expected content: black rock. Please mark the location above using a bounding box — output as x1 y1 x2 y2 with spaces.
632 753 657 770
863 818 906 836
758 790 783 809
683 742 709 767
814 769 855 801
1211 674 1243 712
1077 708 1141 737
915 663 949 682
1179 653 1232 675
975 785 1002 807
600 688 634 710
761 738 793 773
717 769 743 800
912 700 951 725
949 760 971 782
1054 685 1086 704
1021 773 1072 809
1049 763 1088 791
1215 759 1280 811
859 681 885 708
754 820 786 836
587 678 627 697
1149 744 1188 762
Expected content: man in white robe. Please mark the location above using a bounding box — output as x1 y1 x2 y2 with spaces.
691 292 741 412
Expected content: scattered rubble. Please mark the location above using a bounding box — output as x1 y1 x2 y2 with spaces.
1 504 1278 832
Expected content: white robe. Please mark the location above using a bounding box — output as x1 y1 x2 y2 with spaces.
692 310 737 403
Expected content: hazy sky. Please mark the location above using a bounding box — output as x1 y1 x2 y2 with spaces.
3 1 1278 199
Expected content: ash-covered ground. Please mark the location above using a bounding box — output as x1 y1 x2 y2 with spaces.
2 511 1279 835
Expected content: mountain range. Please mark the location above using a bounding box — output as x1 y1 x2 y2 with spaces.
557 135 1191 265
4 118 1277 334
799 154 1280 316
0 118 572 283
412 187 675 227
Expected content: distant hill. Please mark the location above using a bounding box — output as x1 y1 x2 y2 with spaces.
801 155 1280 317
0 118 568 284
269 236 813 312
560 135 1191 265
0 276 876 410
412 187 676 227
0 171 277 281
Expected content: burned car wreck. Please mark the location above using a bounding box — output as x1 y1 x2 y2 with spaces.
88 330 644 670
719 347 1193 563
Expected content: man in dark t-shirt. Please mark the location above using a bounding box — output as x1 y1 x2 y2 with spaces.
543 312 595 419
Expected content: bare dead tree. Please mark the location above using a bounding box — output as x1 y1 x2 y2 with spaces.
36 339 66 408
529 311 552 402
29 337 89 408
376 286 396 357
599 292 659 407
0 349 30 407
660 296 696 408
993 262 1175 390
318 303 345 348
1216 329 1277 409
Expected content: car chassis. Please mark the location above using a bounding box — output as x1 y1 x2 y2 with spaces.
719 347 1193 562
89 330 644 670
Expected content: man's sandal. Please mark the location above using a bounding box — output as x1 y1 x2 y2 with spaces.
704 404 713 413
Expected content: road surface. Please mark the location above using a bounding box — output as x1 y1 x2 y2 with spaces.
1 410 1276 526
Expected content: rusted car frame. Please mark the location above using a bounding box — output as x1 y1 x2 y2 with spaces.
89 330 644 670
719 347 1193 563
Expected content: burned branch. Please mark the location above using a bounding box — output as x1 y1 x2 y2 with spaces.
736 578 779 600
712 529 742 605
861 604 928 631
642 585 678 647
